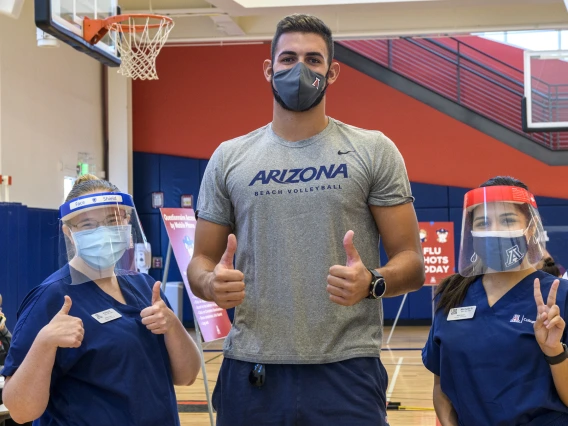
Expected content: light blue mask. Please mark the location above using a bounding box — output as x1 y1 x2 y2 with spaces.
72 225 131 270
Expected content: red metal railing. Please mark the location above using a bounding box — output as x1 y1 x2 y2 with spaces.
340 38 568 150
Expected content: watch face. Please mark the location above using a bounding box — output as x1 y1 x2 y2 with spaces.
372 279 386 298
367 269 385 299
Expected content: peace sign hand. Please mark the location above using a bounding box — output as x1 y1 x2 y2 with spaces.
534 278 566 357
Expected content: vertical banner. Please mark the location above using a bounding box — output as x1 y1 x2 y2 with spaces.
419 222 455 285
160 208 232 342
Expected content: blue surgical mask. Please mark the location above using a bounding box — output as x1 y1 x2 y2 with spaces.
72 225 131 270
472 229 528 272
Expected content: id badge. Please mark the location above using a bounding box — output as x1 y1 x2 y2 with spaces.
447 306 476 321
92 308 122 324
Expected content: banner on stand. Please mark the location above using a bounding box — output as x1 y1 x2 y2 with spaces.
419 222 455 286
160 208 232 342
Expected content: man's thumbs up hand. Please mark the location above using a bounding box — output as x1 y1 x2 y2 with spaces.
327 231 372 306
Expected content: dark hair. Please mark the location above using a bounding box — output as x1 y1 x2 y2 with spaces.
65 174 119 203
435 176 530 314
271 14 334 66
540 256 561 277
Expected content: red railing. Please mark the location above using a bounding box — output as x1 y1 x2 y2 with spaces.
340 38 568 150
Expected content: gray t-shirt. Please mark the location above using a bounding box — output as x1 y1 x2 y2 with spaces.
197 117 413 364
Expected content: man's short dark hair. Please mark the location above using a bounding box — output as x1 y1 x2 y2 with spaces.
271 14 334 65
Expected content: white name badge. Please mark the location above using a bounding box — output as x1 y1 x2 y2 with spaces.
92 308 122 324
447 306 476 321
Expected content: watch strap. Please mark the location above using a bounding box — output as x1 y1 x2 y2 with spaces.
544 343 568 365
366 268 385 299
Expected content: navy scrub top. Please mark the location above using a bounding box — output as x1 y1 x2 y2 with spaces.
423 270 568 426
1 265 180 426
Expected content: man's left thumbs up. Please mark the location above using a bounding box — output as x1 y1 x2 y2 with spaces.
327 230 372 306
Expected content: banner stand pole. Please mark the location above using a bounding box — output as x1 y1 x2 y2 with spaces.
194 313 215 426
161 241 214 426
386 293 407 346
161 243 173 292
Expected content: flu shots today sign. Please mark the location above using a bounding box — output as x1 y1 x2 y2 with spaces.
419 222 455 285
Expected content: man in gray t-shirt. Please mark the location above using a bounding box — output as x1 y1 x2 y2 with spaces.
188 13 425 426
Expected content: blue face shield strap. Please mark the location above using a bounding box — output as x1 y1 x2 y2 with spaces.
60 192 135 222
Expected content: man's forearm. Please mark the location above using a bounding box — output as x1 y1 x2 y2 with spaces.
377 250 425 297
187 256 217 301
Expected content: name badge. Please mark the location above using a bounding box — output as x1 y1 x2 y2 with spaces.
92 308 122 324
447 306 476 321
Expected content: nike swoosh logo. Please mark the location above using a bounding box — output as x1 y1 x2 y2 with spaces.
338 150 354 155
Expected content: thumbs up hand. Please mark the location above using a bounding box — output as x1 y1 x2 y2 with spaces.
208 234 246 309
42 296 84 348
141 282 175 335
327 231 372 306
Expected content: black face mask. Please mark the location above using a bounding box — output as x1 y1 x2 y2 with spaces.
271 62 328 112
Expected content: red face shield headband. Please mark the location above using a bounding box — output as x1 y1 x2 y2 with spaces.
464 186 537 211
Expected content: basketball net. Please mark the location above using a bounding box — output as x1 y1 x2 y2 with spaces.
108 16 174 80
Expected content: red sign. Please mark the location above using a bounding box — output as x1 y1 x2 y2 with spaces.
160 208 232 342
419 222 455 286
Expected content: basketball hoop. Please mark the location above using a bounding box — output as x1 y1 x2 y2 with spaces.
83 14 174 80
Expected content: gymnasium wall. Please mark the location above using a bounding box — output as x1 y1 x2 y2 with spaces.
0 0 104 210
132 42 568 200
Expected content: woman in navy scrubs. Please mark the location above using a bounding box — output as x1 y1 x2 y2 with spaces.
423 176 568 426
1 175 201 425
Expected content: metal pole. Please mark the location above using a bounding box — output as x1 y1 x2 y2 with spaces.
162 240 214 424
432 285 436 319
457 42 461 104
194 315 215 426
386 293 407 345
161 242 173 292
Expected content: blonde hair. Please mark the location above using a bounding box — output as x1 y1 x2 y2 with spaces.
65 174 119 203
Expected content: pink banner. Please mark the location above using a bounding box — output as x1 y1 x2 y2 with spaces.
419 221 455 286
160 208 232 342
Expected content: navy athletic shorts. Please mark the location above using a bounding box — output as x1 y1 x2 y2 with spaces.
212 356 390 426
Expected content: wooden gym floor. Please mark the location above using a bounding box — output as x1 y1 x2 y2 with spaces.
175 326 436 426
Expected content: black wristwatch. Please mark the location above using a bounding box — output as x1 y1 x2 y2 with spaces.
366 268 386 299
544 343 568 365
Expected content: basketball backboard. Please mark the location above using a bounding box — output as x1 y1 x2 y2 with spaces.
523 50 568 132
35 0 120 67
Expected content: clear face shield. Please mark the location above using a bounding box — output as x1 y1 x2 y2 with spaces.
59 192 148 284
458 186 546 277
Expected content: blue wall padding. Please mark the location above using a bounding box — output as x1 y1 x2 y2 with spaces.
133 152 201 325
412 182 449 208
133 152 160 215
199 160 209 181
448 186 469 208
0 205 59 330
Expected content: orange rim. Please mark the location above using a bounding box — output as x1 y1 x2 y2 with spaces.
83 14 173 45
